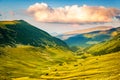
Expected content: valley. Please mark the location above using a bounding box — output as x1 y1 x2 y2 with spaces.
0 20 120 80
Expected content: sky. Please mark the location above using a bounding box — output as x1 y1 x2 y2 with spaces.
0 0 120 35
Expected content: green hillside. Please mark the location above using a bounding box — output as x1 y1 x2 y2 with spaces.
39 52 120 80
0 45 74 80
87 33 120 55
0 20 69 49
1 45 120 80
0 20 75 80
10 50 120 80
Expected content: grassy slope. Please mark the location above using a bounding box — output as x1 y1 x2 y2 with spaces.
0 45 74 80
87 33 120 55
10 34 120 80
13 52 120 80
0 38 120 80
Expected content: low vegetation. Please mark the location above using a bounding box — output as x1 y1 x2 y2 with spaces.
0 20 120 80
12 51 120 80
0 45 75 80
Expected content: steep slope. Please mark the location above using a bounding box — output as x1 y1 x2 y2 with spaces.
87 32 120 55
65 27 120 47
0 20 69 49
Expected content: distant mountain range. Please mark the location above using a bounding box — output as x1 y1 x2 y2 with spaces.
0 20 69 49
57 26 113 40
64 27 120 47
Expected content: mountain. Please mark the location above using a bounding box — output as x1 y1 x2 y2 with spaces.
87 32 120 55
65 26 112 35
0 20 75 79
0 20 69 49
64 27 120 47
57 26 112 40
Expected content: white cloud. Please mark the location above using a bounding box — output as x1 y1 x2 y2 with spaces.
27 3 120 23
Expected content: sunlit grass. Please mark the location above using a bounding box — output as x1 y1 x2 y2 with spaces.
38 52 120 80
11 51 120 80
0 45 120 80
0 45 75 80
0 21 19 25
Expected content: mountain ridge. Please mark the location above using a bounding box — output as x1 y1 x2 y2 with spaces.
0 20 69 49
57 26 113 40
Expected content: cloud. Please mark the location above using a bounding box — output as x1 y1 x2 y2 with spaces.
64 26 112 35
27 3 120 23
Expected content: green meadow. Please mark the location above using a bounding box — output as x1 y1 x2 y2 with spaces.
0 45 120 80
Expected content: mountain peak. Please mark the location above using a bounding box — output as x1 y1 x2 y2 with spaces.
14 20 27 23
